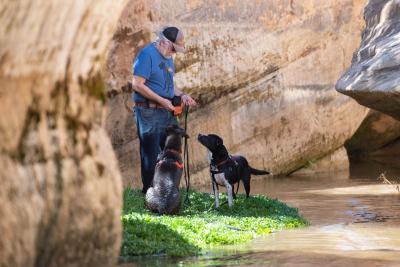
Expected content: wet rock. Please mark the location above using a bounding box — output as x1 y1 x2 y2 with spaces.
291 147 349 176
336 0 400 120
106 0 368 186
369 138 400 162
345 110 400 157
0 1 127 266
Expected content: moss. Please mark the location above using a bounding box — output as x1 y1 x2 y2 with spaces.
121 189 308 257
179 63 280 107
64 115 79 146
78 72 107 104
35 152 64 267
13 107 44 163
305 159 317 168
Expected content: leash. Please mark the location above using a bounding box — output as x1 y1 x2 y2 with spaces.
183 105 191 205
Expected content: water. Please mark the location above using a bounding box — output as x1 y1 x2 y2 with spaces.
121 160 400 266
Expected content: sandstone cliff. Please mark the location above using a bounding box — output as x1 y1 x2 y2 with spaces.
106 0 368 187
7 0 400 265
0 1 127 266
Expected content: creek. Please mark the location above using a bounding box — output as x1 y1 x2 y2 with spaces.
121 160 400 266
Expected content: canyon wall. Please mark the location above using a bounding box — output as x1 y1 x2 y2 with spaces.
336 0 400 120
106 0 368 187
0 1 127 266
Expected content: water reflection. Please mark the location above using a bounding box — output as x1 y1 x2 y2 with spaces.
121 160 400 266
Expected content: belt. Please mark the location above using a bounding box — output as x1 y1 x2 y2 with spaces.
135 102 168 109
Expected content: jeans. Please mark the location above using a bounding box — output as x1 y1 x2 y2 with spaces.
134 106 177 193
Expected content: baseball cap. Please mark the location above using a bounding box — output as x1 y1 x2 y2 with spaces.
162 27 185 53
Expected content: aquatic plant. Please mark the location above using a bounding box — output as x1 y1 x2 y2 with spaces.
120 189 307 257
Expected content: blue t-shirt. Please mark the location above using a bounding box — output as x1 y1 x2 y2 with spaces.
132 43 175 102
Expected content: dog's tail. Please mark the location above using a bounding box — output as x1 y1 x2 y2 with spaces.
250 167 270 175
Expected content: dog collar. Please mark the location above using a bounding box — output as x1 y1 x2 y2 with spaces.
175 161 184 169
210 156 239 172
213 155 236 167
157 158 184 169
215 158 229 167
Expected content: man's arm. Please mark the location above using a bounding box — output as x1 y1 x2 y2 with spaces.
174 86 184 97
132 75 175 111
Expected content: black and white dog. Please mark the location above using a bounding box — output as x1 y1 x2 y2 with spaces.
197 133 270 208
145 125 188 215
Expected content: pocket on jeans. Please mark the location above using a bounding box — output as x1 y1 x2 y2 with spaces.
138 108 155 133
140 108 154 119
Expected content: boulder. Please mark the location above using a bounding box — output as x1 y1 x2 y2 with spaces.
0 1 127 266
106 0 368 186
369 138 400 162
345 110 400 156
336 0 400 120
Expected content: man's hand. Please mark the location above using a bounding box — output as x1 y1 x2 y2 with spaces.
159 98 175 111
181 94 197 106
133 76 175 111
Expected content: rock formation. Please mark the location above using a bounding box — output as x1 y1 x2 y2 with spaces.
291 147 350 176
345 110 400 157
368 139 400 164
106 0 368 186
7 0 400 264
0 1 127 266
336 0 400 120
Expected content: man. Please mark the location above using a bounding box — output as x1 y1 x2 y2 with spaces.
132 26 196 193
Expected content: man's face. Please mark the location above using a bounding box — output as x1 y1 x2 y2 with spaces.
172 31 185 53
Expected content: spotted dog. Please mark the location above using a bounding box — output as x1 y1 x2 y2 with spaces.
197 133 270 208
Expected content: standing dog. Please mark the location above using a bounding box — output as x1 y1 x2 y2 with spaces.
145 125 188 215
197 133 270 208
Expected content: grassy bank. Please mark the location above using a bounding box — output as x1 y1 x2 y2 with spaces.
121 189 307 257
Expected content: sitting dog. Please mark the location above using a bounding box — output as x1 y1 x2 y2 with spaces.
197 133 270 208
145 125 188 215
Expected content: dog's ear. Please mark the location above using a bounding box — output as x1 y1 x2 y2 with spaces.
216 136 223 146
165 125 176 135
177 127 189 138
167 125 189 138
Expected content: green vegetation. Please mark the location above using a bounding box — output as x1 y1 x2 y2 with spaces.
79 72 107 104
121 189 307 257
